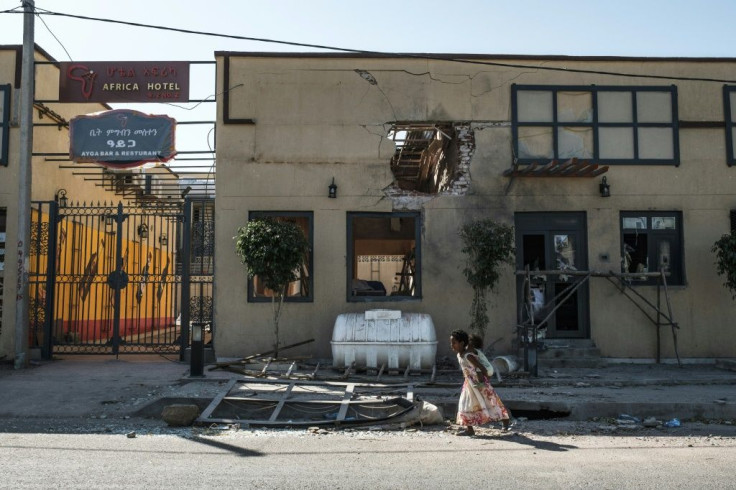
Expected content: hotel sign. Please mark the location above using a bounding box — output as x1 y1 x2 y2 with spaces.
69 109 176 169
59 61 189 103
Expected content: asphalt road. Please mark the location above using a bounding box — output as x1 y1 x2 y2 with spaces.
2 425 734 489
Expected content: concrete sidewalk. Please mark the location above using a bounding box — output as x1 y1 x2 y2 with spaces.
0 356 734 428
490 362 736 422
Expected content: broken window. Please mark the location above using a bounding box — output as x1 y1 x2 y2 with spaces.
513 85 679 165
347 212 421 301
247 211 313 302
388 124 461 193
621 211 683 285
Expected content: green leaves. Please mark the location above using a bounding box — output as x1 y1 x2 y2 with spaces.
712 230 736 299
234 218 310 295
459 218 515 335
459 218 515 291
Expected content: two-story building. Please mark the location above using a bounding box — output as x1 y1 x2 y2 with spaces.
212 52 736 364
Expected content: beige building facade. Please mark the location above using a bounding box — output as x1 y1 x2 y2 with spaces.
214 52 736 362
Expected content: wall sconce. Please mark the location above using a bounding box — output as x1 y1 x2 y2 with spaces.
599 176 611 198
159 233 168 246
137 223 149 239
55 188 69 208
328 177 337 199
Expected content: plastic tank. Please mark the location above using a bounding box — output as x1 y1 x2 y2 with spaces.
331 310 438 370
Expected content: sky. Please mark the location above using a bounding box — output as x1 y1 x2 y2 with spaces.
1 0 736 174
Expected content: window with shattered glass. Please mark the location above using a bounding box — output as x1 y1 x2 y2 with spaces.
620 211 683 285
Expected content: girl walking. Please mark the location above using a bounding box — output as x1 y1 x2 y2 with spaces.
450 329 511 436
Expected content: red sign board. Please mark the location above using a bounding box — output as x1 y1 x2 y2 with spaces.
59 61 189 103
69 110 176 169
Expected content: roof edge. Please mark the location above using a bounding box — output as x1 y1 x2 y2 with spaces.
213 51 736 62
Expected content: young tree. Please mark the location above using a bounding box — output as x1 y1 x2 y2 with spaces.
234 218 310 357
712 230 736 299
459 218 515 337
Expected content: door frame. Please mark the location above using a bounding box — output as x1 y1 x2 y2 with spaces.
514 211 590 339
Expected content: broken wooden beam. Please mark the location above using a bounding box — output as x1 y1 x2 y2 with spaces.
208 338 315 370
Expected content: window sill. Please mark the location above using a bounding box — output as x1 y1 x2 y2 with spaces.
248 297 313 303
348 295 421 303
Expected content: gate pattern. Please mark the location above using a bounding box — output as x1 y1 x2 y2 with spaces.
28 199 214 357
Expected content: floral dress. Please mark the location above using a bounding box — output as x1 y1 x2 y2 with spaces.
456 351 510 427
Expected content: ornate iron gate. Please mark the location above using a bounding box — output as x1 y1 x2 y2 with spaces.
28 198 214 358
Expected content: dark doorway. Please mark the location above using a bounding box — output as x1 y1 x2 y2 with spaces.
515 212 589 339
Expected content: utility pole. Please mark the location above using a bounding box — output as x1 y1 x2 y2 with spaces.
15 0 34 369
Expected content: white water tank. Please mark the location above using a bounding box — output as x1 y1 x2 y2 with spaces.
331 310 438 370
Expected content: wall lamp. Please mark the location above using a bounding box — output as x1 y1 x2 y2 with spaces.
55 188 69 208
599 176 611 198
328 177 337 199
159 233 168 246
137 223 149 239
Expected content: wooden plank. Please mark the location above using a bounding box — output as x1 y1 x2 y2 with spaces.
209 338 315 369
536 160 558 172
504 160 608 179
590 165 609 177
268 381 296 422
519 162 538 175
548 158 575 175
336 383 355 422
572 163 599 177
560 161 585 176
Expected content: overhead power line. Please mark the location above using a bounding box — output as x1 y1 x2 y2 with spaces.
2 7 733 84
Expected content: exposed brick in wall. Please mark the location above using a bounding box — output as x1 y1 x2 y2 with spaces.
385 123 475 210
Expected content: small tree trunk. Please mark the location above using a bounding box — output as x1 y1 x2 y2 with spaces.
271 287 287 357
470 286 489 337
